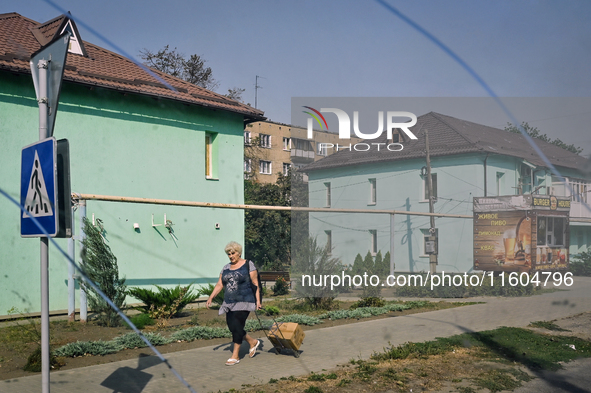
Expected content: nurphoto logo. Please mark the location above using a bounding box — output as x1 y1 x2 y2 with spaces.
302 106 418 152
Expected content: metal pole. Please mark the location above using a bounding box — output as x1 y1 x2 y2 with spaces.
67 204 75 322
389 213 395 276
38 58 50 393
78 198 87 323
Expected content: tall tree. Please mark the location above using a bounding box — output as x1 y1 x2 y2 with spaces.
505 122 583 155
139 45 219 90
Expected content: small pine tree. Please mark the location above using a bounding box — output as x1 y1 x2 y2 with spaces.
81 217 127 327
381 251 392 277
362 251 375 274
351 253 364 276
374 251 383 276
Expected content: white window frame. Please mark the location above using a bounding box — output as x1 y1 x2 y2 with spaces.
244 158 252 179
369 230 377 256
317 142 328 156
260 134 271 148
244 131 251 145
283 137 291 151
259 160 272 175
283 163 291 176
369 178 377 205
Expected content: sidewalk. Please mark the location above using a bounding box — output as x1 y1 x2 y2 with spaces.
3 278 591 393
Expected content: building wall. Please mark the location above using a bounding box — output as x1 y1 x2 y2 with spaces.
244 121 362 183
0 72 245 315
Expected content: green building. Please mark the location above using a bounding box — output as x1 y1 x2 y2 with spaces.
0 13 264 316
302 112 591 273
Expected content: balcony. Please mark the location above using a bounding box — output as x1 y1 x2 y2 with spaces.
291 148 315 163
570 201 591 220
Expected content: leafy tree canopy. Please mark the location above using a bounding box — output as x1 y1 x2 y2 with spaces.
505 122 583 155
139 45 219 91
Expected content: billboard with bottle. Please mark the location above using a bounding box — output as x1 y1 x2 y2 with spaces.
474 195 570 272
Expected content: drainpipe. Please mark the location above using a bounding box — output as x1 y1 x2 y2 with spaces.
483 153 490 197
67 205 76 322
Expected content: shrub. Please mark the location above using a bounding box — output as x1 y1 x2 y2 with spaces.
570 251 591 276
198 283 224 306
128 313 155 329
271 277 290 296
263 305 280 316
352 297 385 309
53 340 122 357
170 326 231 342
275 314 322 325
127 284 198 317
292 236 343 309
81 217 127 327
113 332 171 349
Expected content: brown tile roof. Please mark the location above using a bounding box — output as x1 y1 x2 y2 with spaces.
302 112 589 174
0 12 265 120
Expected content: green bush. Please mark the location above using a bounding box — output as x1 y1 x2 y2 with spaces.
113 332 171 349
81 217 127 327
127 284 198 317
170 326 231 342
271 277 290 296
352 297 385 309
263 305 280 316
128 313 155 329
197 283 224 306
275 314 322 325
570 251 591 276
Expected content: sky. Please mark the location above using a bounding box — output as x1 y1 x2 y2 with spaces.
4 0 591 156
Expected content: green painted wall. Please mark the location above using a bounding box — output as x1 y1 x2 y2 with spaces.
306 152 585 273
0 72 245 315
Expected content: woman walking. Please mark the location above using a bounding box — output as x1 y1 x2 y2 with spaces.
206 241 262 365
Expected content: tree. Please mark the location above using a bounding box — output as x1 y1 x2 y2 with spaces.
244 173 291 270
351 253 364 276
139 45 219 90
505 122 583 155
224 87 245 102
81 218 127 327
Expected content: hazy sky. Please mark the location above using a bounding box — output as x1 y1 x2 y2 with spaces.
4 0 591 155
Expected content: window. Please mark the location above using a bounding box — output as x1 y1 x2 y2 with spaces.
244 159 252 179
370 230 377 256
260 134 271 148
570 179 590 203
422 173 437 201
420 228 438 256
369 178 376 205
317 142 327 156
205 133 216 179
244 131 251 145
325 230 332 254
325 182 331 207
537 216 566 247
520 164 532 194
283 163 291 176
390 132 400 143
496 172 505 196
259 160 272 175
283 137 291 151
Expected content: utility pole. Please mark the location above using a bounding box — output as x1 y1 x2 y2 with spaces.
425 129 438 274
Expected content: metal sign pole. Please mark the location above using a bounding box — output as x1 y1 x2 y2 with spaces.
37 58 51 393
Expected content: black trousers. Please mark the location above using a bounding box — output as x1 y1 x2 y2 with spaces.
226 310 250 344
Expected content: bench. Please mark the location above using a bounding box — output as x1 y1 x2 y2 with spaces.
259 271 291 288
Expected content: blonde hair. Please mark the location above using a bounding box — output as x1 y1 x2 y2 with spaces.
224 241 242 256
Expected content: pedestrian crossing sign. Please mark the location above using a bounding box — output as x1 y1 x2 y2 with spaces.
21 138 58 237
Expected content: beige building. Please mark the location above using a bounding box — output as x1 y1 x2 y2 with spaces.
244 121 362 183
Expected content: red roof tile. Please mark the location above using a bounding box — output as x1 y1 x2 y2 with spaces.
0 12 265 120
